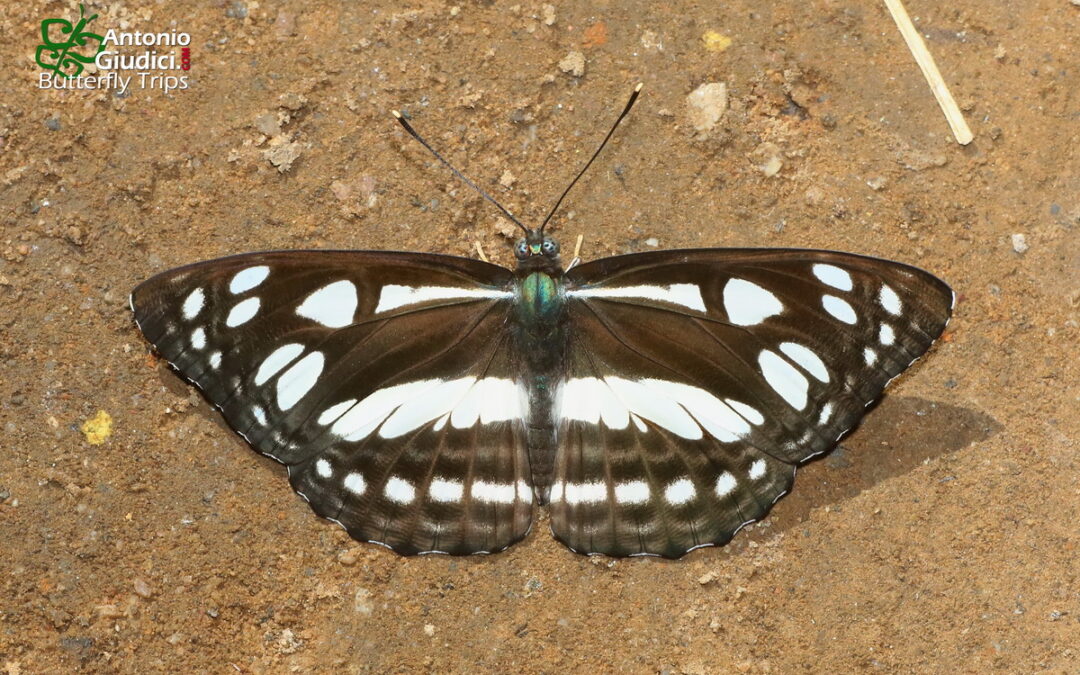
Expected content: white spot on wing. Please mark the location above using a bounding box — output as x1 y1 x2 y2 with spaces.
190 327 206 350
209 351 222 369
864 347 878 366
818 402 834 425
640 379 751 441
880 324 896 345
343 472 366 495
749 459 767 480
779 342 830 382
715 472 737 497
226 297 260 327
725 399 764 426
375 284 511 313
568 284 706 312
276 351 325 410
182 288 205 320
615 480 650 505
380 378 474 438
450 378 522 428
296 280 358 328
229 266 269 294
664 478 696 505
317 399 357 425
255 343 305 386
563 481 606 506
327 377 522 441
723 278 783 326
822 294 857 324
315 458 332 478
473 481 516 504
879 284 902 315
517 480 532 502
758 349 810 410
332 380 439 441
560 377 754 441
252 405 267 426
813 264 853 291
385 476 415 504
429 478 463 503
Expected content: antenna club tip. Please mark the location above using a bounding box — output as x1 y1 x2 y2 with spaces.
634 82 644 92
391 109 402 119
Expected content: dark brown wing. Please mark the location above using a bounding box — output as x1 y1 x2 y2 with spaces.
131 250 533 555
548 249 952 557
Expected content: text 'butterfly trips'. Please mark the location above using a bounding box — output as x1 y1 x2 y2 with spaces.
131 84 953 558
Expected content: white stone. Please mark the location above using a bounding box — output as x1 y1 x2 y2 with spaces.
686 82 728 132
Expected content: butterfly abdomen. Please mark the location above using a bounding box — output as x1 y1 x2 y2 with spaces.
513 271 569 504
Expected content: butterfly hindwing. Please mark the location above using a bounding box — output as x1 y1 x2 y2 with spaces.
131 251 534 555
549 249 953 557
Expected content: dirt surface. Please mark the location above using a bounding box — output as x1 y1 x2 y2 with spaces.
2 0 1077 672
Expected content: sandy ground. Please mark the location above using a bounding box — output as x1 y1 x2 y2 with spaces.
1 0 1078 672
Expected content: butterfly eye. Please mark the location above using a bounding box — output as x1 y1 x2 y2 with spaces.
514 241 530 259
541 239 559 256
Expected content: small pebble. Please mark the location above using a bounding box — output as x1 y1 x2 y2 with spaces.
133 578 153 598
644 237 659 247
1010 233 1028 254
558 51 586 77
424 624 436 637
686 82 728 133
225 1 248 18
337 547 362 566
45 116 61 131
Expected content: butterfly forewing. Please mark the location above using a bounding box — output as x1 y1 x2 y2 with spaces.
131 251 534 555
549 249 953 557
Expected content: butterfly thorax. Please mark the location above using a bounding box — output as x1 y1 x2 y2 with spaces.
512 251 568 504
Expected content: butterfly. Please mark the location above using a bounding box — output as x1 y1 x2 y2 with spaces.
130 85 953 558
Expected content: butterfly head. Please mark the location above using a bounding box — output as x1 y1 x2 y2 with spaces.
513 231 561 270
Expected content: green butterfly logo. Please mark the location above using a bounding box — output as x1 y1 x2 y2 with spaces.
36 4 105 79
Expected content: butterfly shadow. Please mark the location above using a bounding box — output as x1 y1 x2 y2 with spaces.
732 395 1001 551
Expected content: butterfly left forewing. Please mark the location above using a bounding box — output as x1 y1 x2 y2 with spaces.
549 249 952 557
132 251 534 555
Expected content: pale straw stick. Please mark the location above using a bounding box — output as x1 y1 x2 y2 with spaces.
883 0 974 145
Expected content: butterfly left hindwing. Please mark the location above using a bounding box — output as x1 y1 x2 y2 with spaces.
131 251 534 555
549 249 953 557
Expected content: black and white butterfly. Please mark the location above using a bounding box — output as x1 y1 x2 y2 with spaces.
131 86 953 558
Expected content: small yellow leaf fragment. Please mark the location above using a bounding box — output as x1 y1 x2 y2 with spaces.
81 410 113 445
701 31 732 53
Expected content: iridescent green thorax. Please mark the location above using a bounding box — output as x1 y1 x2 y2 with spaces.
518 271 563 325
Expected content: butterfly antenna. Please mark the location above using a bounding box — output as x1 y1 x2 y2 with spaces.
538 82 643 236
392 110 529 235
